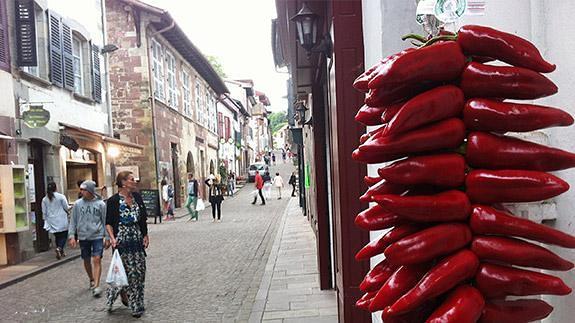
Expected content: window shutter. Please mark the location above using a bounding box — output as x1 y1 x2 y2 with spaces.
217 112 223 137
48 11 63 87
16 0 37 66
90 43 101 102
61 20 74 91
225 117 231 140
0 0 11 71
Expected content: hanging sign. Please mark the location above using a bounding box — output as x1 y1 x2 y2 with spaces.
22 105 50 128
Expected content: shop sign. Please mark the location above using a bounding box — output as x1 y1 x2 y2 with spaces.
22 105 50 128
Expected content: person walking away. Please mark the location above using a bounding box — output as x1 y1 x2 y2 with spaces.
227 171 235 196
263 171 272 199
252 172 266 205
68 180 109 298
42 182 70 259
185 173 199 221
205 176 224 222
282 150 287 163
289 172 297 197
271 153 276 165
273 173 284 199
161 179 174 221
105 171 149 318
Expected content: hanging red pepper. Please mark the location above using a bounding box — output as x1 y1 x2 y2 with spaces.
459 62 558 100
463 99 573 132
381 301 439 323
360 259 396 293
355 224 422 261
359 118 466 157
354 48 416 93
469 205 575 248
352 148 406 164
365 82 433 106
465 169 569 204
369 264 431 312
359 178 408 202
377 153 465 187
356 291 378 311
479 299 553 323
471 236 574 271
372 190 471 223
386 249 479 316
364 175 382 186
368 41 466 89
384 223 472 266
475 263 572 298
381 103 403 123
360 125 386 145
457 25 556 73
355 205 406 231
355 105 385 126
466 132 575 172
383 85 465 136
426 285 485 323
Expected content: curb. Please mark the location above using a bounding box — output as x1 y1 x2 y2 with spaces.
0 252 81 290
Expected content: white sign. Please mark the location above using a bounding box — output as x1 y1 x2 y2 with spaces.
27 164 35 203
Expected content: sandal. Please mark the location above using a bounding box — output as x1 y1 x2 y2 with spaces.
89 280 95 290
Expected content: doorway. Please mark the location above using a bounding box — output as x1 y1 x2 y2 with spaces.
171 143 180 208
29 141 49 252
186 151 195 176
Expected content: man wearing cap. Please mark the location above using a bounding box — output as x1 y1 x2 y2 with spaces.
68 180 110 297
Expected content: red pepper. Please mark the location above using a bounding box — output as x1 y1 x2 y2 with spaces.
377 153 466 187
368 42 466 88
359 125 386 145
383 85 465 136
356 291 378 311
479 299 553 323
467 132 575 172
471 235 574 271
359 178 408 203
381 103 403 123
354 48 416 93
369 264 431 312
355 224 422 261
359 118 466 157
355 105 385 126
463 99 573 132
386 249 479 316
426 285 485 323
355 204 406 231
381 301 439 323
475 263 572 298
465 169 569 204
459 62 557 100
469 205 575 248
360 259 396 293
457 25 556 73
365 82 432 106
352 147 406 164
364 175 382 186
384 223 472 266
372 190 471 222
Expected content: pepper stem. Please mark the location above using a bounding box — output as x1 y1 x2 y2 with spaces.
401 33 428 43
421 35 458 47
456 142 467 155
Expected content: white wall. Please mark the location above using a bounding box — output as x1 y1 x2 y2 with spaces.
0 73 15 118
362 1 575 322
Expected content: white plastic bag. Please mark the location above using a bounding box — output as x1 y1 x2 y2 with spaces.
195 198 205 211
106 249 128 287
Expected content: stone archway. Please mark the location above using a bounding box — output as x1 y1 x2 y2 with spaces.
186 151 195 176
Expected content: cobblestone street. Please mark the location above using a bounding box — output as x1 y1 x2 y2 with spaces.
0 163 297 322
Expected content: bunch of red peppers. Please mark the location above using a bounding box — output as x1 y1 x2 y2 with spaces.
352 25 575 322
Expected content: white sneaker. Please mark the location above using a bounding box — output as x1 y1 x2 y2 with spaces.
92 287 102 298
212 218 216 222
217 219 221 223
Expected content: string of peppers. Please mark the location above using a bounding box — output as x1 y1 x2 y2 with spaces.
351 24 574 322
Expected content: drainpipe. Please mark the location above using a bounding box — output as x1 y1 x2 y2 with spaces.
101 0 114 191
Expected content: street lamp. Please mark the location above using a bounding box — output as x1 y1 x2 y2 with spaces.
290 2 333 58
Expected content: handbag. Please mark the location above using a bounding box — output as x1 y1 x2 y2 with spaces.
196 198 205 211
106 249 128 287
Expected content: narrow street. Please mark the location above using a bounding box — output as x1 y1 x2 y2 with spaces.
0 162 298 322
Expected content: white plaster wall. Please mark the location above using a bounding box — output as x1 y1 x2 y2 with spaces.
0 73 15 118
362 1 575 322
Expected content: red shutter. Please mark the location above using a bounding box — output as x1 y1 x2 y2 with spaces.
217 112 223 137
0 0 11 71
225 117 231 140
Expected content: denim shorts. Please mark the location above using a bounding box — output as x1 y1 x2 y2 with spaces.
79 239 104 259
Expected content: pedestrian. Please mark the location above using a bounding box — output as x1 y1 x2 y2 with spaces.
41 182 69 260
289 172 297 197
282 150 286 163
105 171 149 318
161 179 174 221
264 154 270 166
273 172 284 199
252 171 266 205
68 180 109 298
205 176 224 222
263 171 272 199
227 171 235 196
185 173 199 221
77 179 85 200
271 153 276 165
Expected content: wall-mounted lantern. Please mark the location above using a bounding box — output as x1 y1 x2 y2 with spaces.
290 2 333 58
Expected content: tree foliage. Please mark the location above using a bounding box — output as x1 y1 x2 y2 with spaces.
269 111 288 134
207 55 227 78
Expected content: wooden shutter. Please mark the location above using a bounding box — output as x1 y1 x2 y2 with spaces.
225 117 231 140
61 20 74 91
217 112 223 137
48 11 63 87
90 44 101 102
0 0 10 71
16 0 37 66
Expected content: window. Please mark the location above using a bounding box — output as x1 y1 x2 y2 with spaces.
182 70 191 116
225 117 231 140
195 81 201 122
72 36 83 95
217 112 223 137
205 92 210 129
151 38 164 101
166 51 177 107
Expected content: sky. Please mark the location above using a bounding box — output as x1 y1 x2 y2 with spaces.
143 0 290 113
